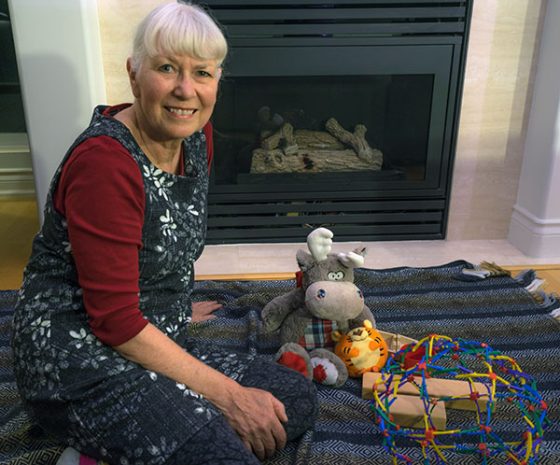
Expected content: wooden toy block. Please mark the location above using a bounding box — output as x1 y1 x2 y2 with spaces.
377 330 418 353
378 393 447 430
362 372 489 412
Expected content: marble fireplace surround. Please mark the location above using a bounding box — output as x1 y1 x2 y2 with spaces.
9 0 560 267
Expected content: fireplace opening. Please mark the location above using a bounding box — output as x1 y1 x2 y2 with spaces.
200 1 473 244
213 73 433 186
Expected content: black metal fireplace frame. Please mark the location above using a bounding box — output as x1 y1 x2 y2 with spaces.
198 0 473 244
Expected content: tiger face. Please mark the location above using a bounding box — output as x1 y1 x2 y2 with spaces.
333 320 389 378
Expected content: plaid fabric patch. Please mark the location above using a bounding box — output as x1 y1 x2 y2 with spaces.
298 318 338 350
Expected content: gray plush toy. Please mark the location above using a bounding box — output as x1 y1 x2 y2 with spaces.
262 227 375 387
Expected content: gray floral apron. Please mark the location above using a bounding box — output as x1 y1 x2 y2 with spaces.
11 105 317 464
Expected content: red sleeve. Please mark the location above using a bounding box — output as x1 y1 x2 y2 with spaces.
203 121 213 173
54 136 149 346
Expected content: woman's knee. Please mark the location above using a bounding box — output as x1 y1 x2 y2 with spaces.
280 368 318 440
240 359 318 440
166 416 260 465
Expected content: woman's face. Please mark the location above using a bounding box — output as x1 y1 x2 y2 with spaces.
128 53 221 143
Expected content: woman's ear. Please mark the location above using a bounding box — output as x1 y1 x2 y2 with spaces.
127 57 140 98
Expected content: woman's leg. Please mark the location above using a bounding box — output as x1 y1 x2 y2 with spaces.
187 342 318 442
237 357 318 441
166 415 260 465
166 353 318 464
29 371 258 465
31 347 316 465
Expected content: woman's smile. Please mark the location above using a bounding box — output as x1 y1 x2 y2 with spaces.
167 107 197 117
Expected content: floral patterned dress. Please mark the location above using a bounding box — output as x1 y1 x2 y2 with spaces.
11 106 318 464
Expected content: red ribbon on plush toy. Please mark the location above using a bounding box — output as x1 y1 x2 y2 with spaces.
295 270 304 288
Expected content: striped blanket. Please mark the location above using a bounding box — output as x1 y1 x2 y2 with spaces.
1 260 559 465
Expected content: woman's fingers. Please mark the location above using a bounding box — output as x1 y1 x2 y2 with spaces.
220 386 288 460
239 420 277 460
249 421 283 460
272 396 288 424
191 300 222 322
253 437 273 461
269 399 287 450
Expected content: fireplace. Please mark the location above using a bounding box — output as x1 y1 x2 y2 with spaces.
199 1 473 244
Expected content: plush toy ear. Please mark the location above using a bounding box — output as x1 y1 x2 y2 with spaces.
296 250 315 271
332 330 344 343
353 246 367 257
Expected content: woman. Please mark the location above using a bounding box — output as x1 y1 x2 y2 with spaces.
11 3 317 464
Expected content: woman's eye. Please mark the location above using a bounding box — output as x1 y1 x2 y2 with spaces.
196 70 212 78
159 64 174 73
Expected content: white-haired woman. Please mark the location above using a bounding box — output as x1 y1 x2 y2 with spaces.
11 3 317 464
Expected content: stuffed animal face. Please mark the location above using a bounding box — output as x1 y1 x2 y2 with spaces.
333 320 388 377
305 281 364 320
292 227 369 322
297 250 357 288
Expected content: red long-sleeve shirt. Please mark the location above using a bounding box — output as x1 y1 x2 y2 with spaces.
53 109 213 346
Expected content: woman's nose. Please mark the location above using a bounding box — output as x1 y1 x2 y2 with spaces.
174 74 196 98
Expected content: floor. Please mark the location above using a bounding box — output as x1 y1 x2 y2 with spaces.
0 196 41 290
1 196 560 295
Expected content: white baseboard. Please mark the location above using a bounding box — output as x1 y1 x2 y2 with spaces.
0 133 36 196
508 205 560 258
0 172 35 196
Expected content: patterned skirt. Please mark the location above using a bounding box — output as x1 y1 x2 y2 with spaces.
27 340 318 465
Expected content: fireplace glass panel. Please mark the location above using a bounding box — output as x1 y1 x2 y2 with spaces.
212 73 433 187
204 41 461 242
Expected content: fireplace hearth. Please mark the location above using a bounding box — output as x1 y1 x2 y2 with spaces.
198 0 473 244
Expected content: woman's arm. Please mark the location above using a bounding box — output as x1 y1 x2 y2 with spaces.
55 137 148 346
114 323 287 460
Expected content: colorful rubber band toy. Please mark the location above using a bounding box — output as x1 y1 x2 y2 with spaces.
371 334 548 464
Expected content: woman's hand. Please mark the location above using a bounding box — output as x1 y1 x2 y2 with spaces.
191 300 222 322
218 385 288 460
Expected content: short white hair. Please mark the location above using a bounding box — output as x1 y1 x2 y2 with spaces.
131 2 228 71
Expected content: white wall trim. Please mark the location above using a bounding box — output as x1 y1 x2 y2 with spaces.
0 133 35 196
509 204 560 257
0 174 36 196
511 204 560 232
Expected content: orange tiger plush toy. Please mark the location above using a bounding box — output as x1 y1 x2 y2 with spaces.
333 320 389 377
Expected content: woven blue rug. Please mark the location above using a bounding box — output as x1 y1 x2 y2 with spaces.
2 260 559 465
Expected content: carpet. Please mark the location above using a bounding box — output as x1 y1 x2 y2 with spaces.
1 260 559 464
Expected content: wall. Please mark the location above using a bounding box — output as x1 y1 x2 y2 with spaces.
8 0 106 217
447 0 545 240
97 0 163 104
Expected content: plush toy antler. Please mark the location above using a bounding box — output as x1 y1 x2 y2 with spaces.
337 251 365 268
307 227 333 263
